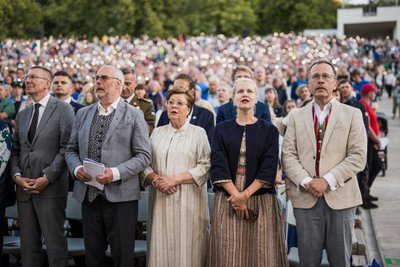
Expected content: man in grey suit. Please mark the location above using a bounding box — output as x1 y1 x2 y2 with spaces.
11 66 75 267
66 65 151 267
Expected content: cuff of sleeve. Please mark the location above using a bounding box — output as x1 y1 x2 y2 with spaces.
255 179 273 189
111 167 121 182
74 166 83 177
212 179 232 186
13 173 21 182
300 176 313 188
323 173 339 191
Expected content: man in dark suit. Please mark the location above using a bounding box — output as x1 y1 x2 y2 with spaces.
11 66 75 266
52 70 84 114
216 65 271 124
66 65 151 267
157 73 215 143
120 67 155 134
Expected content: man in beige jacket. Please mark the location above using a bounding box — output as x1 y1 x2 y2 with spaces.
282 60 367 267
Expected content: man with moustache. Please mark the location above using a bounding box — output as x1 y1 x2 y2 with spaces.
66 65 151 267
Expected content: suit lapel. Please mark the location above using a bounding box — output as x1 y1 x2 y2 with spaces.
190 105 199 123
82 104 98 156
321 101 340 153
230 101 237 118
103 99 125 145
32 96 57 144
22 104 34 144
303 104 316 153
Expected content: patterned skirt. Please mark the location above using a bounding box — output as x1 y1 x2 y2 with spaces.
207 192 289 267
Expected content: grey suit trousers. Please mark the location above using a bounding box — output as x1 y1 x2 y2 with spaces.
294 198 356 267
18 195 68 267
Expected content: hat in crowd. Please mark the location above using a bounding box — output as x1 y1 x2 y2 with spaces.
361 84 376 93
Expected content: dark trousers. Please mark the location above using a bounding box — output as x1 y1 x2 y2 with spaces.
0 207 4 256
357 164 370 203
367 139 381 189
82 196 138 267
385 84 393 98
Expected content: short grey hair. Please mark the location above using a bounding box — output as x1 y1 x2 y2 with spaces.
113 67 125 93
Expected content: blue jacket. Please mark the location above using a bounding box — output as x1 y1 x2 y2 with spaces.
211 119 279 196
216 100 272 124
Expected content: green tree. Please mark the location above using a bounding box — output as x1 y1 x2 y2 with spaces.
0 0 42 39
134 0 164 37
257 0 339 34
208 0 257 35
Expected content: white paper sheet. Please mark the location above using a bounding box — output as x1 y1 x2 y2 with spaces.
83 158 105 190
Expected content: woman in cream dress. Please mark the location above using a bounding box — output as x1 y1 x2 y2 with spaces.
143 86 210 267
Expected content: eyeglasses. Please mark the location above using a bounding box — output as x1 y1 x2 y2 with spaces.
22 74 49 82
92 75 121 82
167 100 187 108
310 74 334 81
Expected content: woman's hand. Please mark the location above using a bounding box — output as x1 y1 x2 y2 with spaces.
228 192 249 219
156 176 178 195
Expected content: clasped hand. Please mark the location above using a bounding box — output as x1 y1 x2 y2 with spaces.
305 178 328 198
15 176 49 194
153 175 177 195
228 192 249 220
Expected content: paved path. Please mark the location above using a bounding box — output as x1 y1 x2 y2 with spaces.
367 94 400 267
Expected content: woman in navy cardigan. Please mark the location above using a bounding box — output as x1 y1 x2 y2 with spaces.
207 78 288 267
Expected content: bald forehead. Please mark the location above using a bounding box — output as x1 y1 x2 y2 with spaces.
30 67 52 80
98 65 116 75
309 63 335 76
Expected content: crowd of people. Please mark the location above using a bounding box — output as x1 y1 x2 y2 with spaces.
0 34 399 267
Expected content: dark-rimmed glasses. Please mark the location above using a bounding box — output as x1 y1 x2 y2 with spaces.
92 75 121 82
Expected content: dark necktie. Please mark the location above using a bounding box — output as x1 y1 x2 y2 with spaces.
28 103 41 143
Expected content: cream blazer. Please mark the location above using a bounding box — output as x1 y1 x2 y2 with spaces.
282 100 367 210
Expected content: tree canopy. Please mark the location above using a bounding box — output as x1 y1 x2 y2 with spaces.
0 0 341 39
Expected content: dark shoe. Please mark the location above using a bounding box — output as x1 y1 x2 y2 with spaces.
362 202 378 209
368 195 379 201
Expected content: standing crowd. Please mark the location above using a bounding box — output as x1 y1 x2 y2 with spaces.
0 35 399 267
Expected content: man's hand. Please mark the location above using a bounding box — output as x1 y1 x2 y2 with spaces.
96 168 113 185
15 176 37 193
31 176 50 193
76 167 93 182
305 178 328 198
